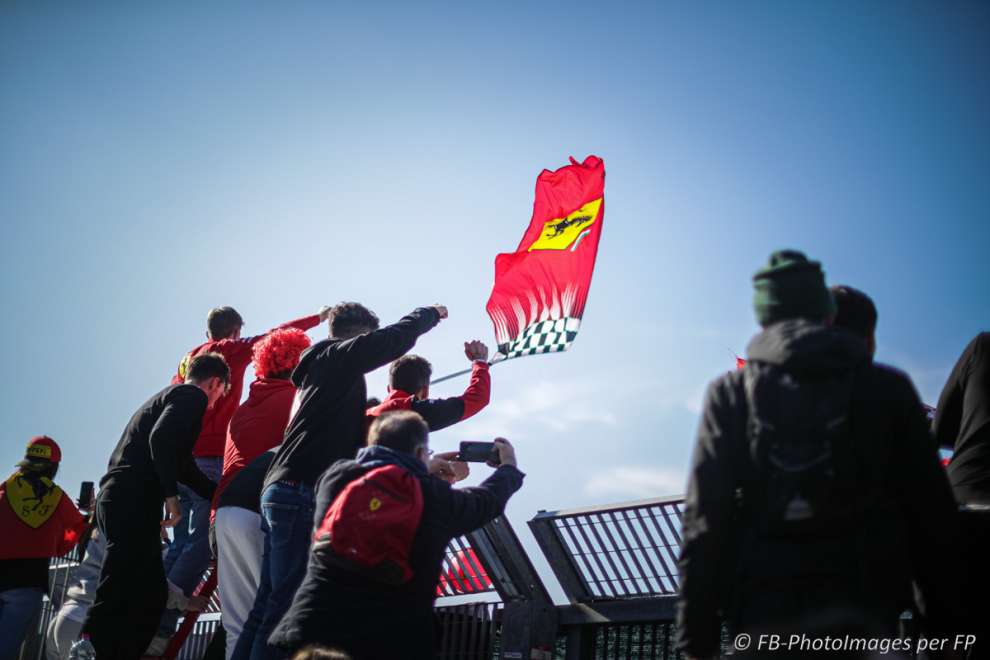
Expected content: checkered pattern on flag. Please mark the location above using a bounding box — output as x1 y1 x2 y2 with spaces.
500 317 582 359
486 156 604 363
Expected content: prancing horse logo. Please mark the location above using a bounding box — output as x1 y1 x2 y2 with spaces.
545 215 593 239
527 197 603 252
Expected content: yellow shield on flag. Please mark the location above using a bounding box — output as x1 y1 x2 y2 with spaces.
527 198 603 252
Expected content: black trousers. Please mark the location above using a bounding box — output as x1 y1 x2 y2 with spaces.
960 508 990 660
730 584 900 660
83 491 167 659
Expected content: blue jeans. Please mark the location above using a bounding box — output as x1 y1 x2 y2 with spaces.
158 455 222 637
232 481 314 660
0 587 44 660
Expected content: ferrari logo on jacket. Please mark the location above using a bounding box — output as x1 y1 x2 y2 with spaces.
5 473 63 529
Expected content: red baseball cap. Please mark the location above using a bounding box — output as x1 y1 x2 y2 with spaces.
25 436 61 464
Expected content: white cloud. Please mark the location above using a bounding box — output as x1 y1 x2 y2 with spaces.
584 466 687 500
460 379 618 439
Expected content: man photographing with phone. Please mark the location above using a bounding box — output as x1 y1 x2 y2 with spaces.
268 411 523 660
367 339 494 485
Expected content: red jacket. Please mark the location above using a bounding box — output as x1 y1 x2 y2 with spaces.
173 314 320 457
212 377 297 516
0 475 85 559
366 361 490 432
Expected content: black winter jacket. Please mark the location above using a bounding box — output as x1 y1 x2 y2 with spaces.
264 307 441 490
934 332 990 504
677 320 961 658
268 445 524 659
100 384 215 509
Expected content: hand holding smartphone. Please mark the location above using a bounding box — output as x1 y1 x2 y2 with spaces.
456 439 517 468
457 441 500 465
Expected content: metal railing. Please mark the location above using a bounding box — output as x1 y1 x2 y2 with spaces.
529 496 684 603
436 602 503 660
27 498 690 660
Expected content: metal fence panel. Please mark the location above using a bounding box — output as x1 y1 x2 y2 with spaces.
530 497 685 603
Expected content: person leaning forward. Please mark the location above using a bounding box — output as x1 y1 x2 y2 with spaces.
72 352 230 660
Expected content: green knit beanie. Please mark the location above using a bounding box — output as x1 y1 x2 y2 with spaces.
752 250 836 326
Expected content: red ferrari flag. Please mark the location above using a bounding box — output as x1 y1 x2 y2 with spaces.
486 155 605 361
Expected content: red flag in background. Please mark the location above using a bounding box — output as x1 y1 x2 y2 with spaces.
436 548 492 595
486 156 605 361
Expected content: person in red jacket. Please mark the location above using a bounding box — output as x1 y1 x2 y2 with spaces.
0 436 85 660
366 341 491 485
212 327 312 657
213 327 314 511
155 306 328 650
366 340 491 431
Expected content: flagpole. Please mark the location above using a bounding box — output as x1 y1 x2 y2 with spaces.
430 352 507 386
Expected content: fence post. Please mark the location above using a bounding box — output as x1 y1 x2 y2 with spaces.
499 600 558 660
563 624 596 660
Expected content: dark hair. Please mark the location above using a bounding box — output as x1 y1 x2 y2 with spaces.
16 457 58 480
389 355 432 393
365 397 382 409
830 285 877 340
185 352 231 384
367 411 429 454
291 646 352 660
328 302 379 339
15 458 59 501
207 306 244 340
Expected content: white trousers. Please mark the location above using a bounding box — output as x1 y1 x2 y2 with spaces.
45 603 87 660
215 506 264 660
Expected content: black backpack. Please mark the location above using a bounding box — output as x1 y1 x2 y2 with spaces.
740 360 860 539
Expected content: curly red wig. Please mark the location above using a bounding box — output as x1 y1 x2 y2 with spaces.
252 328 312 379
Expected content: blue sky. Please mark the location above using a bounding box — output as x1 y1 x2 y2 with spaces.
2 2 988 601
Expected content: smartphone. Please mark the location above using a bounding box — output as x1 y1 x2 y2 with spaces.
457 441 500 465
78 481 95 509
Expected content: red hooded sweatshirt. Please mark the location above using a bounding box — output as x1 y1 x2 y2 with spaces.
173 314 320 457
366 361 490 432
211 377 298 516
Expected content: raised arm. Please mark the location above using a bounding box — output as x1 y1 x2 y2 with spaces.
436 439 523 537
338 306 443 374
245 308 327 346
412 361 490 432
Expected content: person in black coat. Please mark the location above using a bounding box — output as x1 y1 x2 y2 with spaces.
934 332 990 658
677 251 962 660
268 411 524 660
76 352 230 660
236 303 447 660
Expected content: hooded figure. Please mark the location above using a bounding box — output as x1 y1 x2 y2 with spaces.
677 250 962 659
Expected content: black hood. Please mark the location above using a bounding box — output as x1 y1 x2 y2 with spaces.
746 319 870 375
